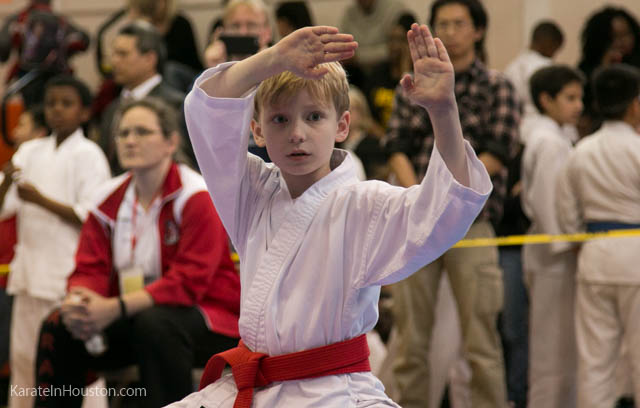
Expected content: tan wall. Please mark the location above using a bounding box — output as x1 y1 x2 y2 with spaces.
0 0 639 95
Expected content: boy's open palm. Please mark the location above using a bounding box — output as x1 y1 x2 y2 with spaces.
401 24 455 112
276 26 358 79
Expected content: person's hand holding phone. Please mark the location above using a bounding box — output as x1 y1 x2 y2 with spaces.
204 27 261 68
204 27 228 68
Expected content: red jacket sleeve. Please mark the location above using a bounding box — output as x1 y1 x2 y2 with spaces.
145 191 232 306
67 213 113 296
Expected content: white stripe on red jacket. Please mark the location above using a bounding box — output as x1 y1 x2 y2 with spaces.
67 163 240 338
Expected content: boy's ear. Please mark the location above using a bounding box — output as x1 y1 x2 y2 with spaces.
80 107 91 124
335 111 351 144
539 92 553 112
250 118 266 147
627 97 640 125
143 51 158 72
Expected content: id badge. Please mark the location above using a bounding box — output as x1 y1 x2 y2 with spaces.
119 265 144 294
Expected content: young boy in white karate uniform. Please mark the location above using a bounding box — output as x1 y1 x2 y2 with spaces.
556 63 640 408
171 24 492 407
520 65 584 408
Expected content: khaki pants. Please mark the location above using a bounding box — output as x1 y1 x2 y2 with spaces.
391 221 507 408
526 261 577 408
576 282 640 408
9 294 56 408
9 294 108 408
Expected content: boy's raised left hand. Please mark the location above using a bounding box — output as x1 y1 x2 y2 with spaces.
401 24 455 113
273 26 358 79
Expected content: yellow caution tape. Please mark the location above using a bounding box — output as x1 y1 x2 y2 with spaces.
453 229 640 248
0 230 637 276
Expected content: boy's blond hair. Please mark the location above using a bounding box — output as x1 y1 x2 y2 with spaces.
254 62 350 119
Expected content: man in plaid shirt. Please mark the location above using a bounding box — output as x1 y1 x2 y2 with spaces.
387 1 520 407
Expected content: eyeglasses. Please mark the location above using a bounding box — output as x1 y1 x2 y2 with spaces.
434 19 472 33
116 126 162 140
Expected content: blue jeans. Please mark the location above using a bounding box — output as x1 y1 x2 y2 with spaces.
499 247 529 408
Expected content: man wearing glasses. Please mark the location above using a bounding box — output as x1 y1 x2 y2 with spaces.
386 1 520 407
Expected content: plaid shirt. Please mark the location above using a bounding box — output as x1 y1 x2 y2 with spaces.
385 58 520 227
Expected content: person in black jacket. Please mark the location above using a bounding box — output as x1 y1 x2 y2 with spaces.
98 21 192 175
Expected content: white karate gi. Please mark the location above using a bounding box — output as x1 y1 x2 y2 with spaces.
504 50 551 143
521 115 577 408
170 63 492 408
555 121 640 408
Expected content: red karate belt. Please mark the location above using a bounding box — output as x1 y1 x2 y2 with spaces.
199 334 371 408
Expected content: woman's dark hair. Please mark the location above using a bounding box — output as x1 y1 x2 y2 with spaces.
578 7 640 79
275 1 313 30
429 0 488 63
115 97 180 141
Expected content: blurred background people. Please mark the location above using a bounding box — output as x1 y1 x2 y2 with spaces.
505 20 565 142
577 6 640 136
274 1 313 39
204 0 272 69
365 12 415 129
0 0 89 108
0 75 109 408
98 21 189 175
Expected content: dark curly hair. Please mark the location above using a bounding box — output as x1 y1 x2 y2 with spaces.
578 6 640 80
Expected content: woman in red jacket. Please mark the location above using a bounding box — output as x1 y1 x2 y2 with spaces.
33 97 240 408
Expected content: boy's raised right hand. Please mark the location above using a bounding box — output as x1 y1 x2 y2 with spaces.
272 26 358 79
200 26 357 99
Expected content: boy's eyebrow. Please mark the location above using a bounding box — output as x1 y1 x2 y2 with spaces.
265 102 331 112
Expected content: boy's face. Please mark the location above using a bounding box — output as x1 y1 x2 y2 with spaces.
44 86 89 138
251 88 350 188
432 3 483 61
115 106 176 171
541 81 584 126
13 112 45 147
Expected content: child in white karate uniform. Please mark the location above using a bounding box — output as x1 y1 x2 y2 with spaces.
171 24 492 407
521 65 584 408
556 63 640 408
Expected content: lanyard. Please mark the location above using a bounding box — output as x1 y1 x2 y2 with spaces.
130 192 161 265
130 195 139 266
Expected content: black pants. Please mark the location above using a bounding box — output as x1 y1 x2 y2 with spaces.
34 305 238 408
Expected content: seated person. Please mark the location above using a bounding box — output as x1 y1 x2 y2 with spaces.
34 98 240 408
